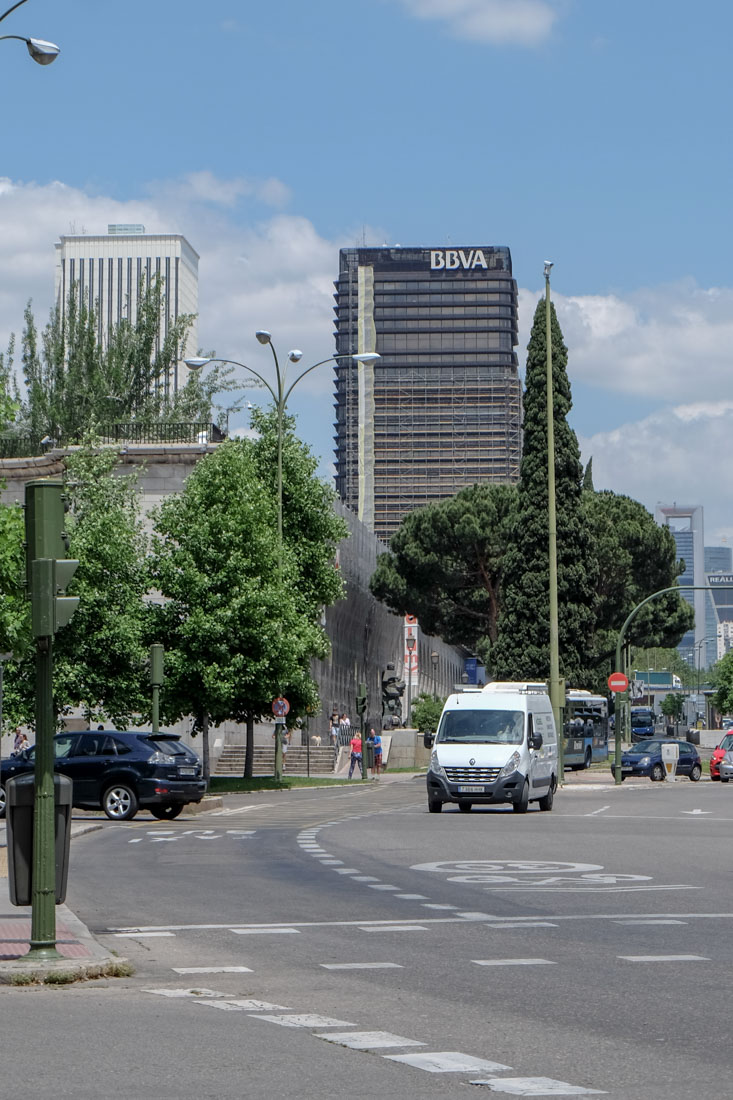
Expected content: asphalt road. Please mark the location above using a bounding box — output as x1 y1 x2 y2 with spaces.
2 775 731 1099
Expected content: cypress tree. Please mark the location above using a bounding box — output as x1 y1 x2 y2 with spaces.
490 298 596 686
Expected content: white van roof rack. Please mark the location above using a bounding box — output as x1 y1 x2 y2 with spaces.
483 681 548 695
452 684 482 693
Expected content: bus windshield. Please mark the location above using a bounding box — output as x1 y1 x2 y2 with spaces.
437 709 525 745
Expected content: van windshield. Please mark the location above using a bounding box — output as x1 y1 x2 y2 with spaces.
437 709 525 745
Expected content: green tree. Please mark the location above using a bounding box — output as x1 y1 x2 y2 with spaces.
150 422 347 779
660 693 684 723
584 492 694 683
410 692 445 733
2 445 152 728
491 299 596 685
712 650 733 715
370 483 517 650
0 490 27 657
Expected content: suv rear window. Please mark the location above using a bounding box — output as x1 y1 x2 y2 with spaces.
143 737 196 759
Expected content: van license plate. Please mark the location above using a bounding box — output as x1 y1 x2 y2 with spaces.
458 785 485 793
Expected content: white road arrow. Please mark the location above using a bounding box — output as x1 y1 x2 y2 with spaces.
681 809 712 815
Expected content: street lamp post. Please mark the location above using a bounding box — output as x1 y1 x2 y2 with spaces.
405 635 416 728
544 262 564 783
0 1 59 64
186 338 379 779
430 650 439 702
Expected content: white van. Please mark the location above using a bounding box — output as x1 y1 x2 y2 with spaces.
424 682 558 814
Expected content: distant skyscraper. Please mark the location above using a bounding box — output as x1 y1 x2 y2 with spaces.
655 504 705 666
333 245 520 541
55 225 199 395
705 545 733 665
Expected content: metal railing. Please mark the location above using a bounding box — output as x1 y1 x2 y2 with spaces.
0 423 225 458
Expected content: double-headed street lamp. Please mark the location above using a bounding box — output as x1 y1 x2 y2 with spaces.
0 1 59 64
186 336 379 778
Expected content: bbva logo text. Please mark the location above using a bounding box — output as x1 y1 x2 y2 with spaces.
430 249 488 270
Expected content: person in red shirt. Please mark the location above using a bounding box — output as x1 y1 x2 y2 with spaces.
348 732 363 778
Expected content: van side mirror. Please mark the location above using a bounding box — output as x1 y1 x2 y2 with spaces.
423 731 435 749
529 732 543 750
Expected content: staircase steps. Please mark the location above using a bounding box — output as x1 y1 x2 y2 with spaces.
214 745 336 776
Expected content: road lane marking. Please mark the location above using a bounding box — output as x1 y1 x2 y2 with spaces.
470 1076 605 1094
230 927 300 935
252 1013 355 1028
321 962 403 970
491 922 558 929
368 884 400 890
386 1051 512 1073
473 959 556 967
617 954 709 962
395 894 428 900
317 1030 425 1049
613 919 687 926
143 987 226 998
351 876 381 882
585 806 610 816
172 966 253 974
114 931 175 938
358 925 428 933
196 999 292 1011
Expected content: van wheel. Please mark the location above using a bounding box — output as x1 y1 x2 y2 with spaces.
538 781 554 811
458 800 472 813
512 780 530 813
428 798 443 813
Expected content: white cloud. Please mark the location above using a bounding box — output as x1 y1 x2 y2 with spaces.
392 0 560 45
518 281 733 404
579 402 733 544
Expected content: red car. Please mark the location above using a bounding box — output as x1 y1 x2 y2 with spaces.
710 732 733 780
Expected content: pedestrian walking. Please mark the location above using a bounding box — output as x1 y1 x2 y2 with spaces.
367 728 383 775
12 727 23 754
348 731 363 778
273 726 291 771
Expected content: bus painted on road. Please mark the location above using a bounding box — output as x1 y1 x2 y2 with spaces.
563 689 609 770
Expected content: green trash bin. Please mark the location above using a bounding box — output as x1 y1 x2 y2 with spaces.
6 773 73 906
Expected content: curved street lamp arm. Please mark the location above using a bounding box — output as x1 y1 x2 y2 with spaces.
199 357 277 405
0 1 29 26
282 354 350 406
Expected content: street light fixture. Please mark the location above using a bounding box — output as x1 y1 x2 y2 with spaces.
0 1 59 64
186 338 380 778
544 261 564 783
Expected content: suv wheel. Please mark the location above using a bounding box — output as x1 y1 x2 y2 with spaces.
149 803 183 820
103 783 139 821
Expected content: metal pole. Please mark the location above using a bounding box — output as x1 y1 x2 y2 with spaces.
28 626 60 959
544 264 564 781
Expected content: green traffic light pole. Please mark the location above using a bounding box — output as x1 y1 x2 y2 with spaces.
612 584 733 785
185 340 380 782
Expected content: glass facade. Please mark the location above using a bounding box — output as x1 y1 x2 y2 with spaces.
333 246 520 541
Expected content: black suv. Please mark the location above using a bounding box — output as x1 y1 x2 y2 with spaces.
0 730 206 821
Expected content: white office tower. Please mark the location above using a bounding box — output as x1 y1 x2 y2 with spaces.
54 225 199 395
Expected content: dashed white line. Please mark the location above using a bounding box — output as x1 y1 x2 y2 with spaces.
613 919 687 926
492 922 558 929
196 999 292 1012
473 959 556 967
230 927 300 935
617 954 708 962
253 1013 355 1029
359 925 427 933
317 1030 425 1050
173 966 253 974
114 931 175 938
321 962 403 970
386 1051 512 1074
470 1076 605 1094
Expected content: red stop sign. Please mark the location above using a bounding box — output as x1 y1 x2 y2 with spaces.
607 672 629 693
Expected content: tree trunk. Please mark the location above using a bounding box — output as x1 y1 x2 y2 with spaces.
244 713 254 778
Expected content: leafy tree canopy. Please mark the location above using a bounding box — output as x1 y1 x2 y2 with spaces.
370 483 516 649
410 692 445 733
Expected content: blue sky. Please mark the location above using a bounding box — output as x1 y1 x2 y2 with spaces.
3 0 733 541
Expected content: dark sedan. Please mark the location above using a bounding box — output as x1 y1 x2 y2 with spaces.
611 739 702 782
0 729 206 820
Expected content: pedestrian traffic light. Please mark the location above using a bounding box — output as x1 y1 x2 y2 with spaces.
355 683 368 716
25 479 79 637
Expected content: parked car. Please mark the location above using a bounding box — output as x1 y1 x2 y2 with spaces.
718 749 733 782
0 730 206 821
710 732 733 780
610 739 702 782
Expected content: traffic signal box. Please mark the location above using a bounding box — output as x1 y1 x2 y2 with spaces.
25 479 79 636
355 683 368 717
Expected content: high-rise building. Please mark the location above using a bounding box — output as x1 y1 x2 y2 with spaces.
705 545 733 665
54 225 199 395
655 503 705 665
333 245 520 541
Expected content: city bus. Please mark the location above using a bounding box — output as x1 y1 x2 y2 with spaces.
563 689 609 770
